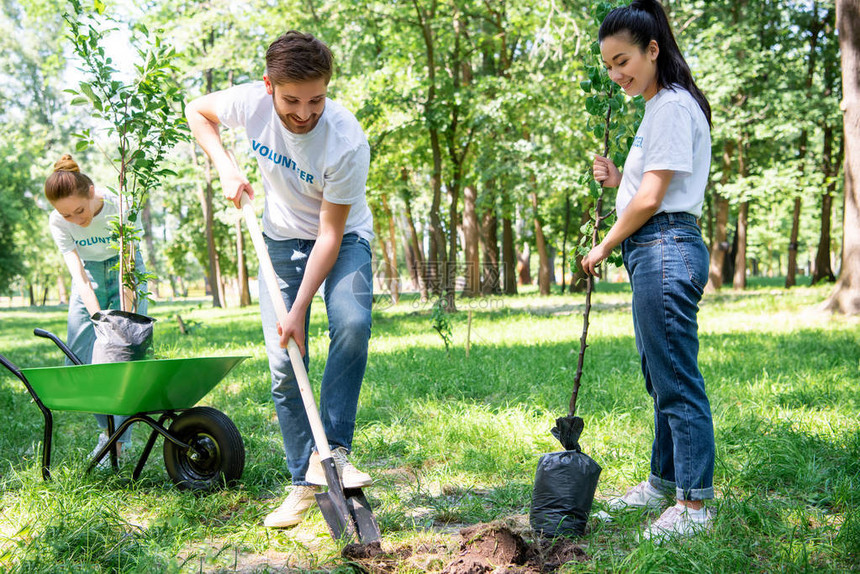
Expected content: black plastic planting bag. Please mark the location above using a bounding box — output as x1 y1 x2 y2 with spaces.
91 310 155 364
530 449 602 537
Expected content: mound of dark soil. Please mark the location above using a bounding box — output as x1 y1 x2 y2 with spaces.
442 523 588 574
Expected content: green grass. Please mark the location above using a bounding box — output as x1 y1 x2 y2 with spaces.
0 282 858 572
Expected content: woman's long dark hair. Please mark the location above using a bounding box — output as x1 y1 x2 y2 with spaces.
599 0 711 127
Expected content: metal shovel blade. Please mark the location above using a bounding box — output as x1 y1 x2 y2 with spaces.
315 458 354 541
344 487 381 543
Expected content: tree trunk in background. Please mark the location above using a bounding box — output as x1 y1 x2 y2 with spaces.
707 141 733 291
502 215 517 294
463 184 480 296
825 0 860 315
788 13 824 288
814 123 841 283
372 207 397 303
192 143 224 308
56 270 68 305
786 196 802 287
733 201 748 289
141 199 160 298
191 67 224 308
401 180 428 300
236 220 251 307
28 284 34 306
481 206 500 294
814 35 843 284
518 243 532 286
382 195 400 304
399 215 419 292
415 2 446 298
561 195 571 294
530 192 551 295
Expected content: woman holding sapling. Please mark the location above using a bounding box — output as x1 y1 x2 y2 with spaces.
581 0 714 541
45 154 147 466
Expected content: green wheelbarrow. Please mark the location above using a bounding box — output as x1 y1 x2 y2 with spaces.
0 328 248 492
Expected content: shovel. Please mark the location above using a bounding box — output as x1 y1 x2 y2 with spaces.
236 174 381 544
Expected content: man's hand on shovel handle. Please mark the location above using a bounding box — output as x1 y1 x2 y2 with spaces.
277 306 307 356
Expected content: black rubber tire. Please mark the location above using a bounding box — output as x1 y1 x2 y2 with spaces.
163 407 245 491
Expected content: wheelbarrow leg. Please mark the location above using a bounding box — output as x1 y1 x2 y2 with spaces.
106 416 119 471
0 352 54 481
132 413 174 481
41 409 53 481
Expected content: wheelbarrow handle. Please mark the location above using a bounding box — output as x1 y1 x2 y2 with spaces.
33 328 83 366
237 186 334 461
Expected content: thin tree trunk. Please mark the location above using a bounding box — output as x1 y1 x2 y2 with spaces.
463 184 480 296
382 195 400 304
502 215 517 295
707 141 733 291
191 143 224 308
415 1 446 299
57 269 68 305
561 195 571 294
531 192 551 295
786 196 802 287
825 0 860 314
401 176 428 300
518 243 532 286
734 201 749 289
372 207 397 302
814 124 841 283
236 220 251 306
481 206 500 295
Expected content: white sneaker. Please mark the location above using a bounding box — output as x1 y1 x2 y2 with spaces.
641 503 712 543
305 447 373 489
263 485 321 528
604 480 669 512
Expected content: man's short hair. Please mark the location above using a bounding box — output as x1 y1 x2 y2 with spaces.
266 31 334 85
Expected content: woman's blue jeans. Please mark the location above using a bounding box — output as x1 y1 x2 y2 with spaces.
258 233 373 485
67 255 148 444
621 212 714 501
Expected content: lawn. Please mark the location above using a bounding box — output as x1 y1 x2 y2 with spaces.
0 281 858 572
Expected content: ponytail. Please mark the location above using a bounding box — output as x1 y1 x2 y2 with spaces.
599 0 711 127
44 154 94 204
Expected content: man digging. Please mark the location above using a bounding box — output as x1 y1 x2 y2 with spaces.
186 30 375 528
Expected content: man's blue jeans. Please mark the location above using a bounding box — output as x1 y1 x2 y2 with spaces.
67 254 148 444
621 212 714 501
258 233 373 485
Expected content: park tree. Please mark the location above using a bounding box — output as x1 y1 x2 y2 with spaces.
65 0 187 312
825 0 860 315
0 0 74 301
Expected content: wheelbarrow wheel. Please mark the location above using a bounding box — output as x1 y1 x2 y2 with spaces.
163 407 244 491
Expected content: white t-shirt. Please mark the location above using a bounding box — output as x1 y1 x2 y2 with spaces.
615 87 711 217
49 190 119 262
216 81 374 241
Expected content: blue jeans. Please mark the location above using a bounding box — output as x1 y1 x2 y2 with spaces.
259 233 373 485
621 212 714 501
67 255 148 444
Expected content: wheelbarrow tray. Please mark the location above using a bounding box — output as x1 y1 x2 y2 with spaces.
19 356 246 416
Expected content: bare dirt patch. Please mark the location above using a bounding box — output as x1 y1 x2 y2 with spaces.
341 520 588 574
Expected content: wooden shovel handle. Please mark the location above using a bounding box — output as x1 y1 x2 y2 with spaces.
234 157 334 460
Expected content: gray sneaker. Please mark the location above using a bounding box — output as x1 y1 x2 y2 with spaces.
641 503 712 542
306 447 372 488
605 480 669 511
